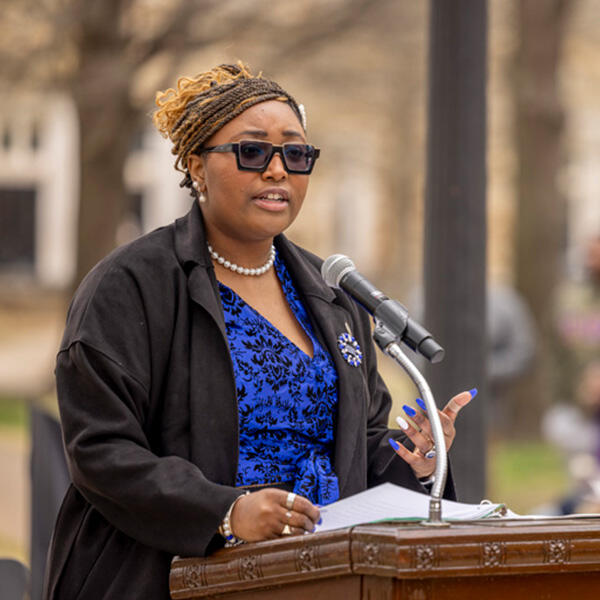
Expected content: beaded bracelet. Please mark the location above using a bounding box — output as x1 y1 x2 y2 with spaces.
219 491 249 547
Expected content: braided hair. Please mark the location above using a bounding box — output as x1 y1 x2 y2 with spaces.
153 62 304 193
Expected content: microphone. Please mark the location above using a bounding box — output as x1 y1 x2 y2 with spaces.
321 254 445 363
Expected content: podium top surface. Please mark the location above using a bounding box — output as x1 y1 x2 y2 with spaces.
170 517 600 598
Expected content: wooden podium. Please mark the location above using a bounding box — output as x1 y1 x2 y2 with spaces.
170 518 600 599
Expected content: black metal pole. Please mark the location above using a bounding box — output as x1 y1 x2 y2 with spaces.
424 0 488 502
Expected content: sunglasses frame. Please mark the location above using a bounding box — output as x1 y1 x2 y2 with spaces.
201 140 320 174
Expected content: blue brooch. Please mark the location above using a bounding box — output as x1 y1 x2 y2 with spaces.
337 332 363 367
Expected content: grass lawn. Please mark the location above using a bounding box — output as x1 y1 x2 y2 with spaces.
487 439 569 514
0 396 28 429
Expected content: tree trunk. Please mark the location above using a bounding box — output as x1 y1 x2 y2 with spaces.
377 3 428 299
511 0 571 438
72 0 142 287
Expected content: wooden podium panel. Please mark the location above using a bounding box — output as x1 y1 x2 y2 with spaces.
170 518 600 599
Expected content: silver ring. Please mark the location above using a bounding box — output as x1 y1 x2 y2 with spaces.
285 510 292 521
425 449 436 459
282 524 292 535
286 492 296 510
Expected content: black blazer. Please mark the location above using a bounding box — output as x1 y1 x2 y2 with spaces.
44 202 454 600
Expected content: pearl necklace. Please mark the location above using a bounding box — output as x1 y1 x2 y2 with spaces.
207 243 276 276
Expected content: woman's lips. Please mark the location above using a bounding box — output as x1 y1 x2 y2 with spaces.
252 192 289 212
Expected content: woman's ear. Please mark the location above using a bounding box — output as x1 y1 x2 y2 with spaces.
188 154 206 188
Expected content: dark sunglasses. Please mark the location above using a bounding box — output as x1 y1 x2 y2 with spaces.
201 140 320 174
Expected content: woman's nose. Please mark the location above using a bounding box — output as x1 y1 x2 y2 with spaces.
262 152 287 181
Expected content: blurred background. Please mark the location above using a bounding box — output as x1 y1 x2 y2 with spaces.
1 0 599 596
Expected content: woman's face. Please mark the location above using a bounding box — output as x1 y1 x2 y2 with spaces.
188 100 311 246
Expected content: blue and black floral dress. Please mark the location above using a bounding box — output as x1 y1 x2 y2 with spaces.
218 253 340 505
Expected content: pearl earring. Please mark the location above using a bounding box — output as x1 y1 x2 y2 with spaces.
193 180 206 203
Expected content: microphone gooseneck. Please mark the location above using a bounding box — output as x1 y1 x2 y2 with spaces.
322 253 448 522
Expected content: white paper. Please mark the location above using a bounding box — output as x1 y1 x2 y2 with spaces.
314 483 510 533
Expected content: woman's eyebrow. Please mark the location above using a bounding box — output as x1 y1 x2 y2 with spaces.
282 129 304 139
231 129 305 140
234 129 269 138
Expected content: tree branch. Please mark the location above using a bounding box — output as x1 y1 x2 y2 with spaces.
261 0 387 73
127 0 223 67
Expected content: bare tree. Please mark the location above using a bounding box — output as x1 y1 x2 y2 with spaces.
2 0 384 287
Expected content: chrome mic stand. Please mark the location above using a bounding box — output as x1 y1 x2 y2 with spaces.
373 321 449 525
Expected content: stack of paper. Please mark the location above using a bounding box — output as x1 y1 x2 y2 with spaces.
315 483 516 533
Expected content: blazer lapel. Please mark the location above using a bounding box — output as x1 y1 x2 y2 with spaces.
174 202 227 339
174 203 238 481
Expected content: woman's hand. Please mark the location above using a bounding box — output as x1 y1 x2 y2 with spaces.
389 389 476 479
229 489 320 542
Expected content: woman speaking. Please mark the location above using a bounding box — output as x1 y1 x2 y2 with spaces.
44 63 473 599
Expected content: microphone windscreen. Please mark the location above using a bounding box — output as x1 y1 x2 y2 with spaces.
321 254 355 288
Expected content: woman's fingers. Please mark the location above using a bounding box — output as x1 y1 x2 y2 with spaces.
391 388 478 478
389 437 435 479
389 437 421 465
229 489 320 542
395 415 434 455
442 389 477 423
409 389 476 430
402 403 428 431
290 493 320 525
403 404 451 442
231 490 283 540
420 389 477 450
282 508 316 533
400 404 454 452
273 490 320 534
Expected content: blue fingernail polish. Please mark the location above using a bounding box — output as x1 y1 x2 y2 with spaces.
388 438 400 451
317 517 322 525
403 404 417 417
469 388 478 398
415 398 427 411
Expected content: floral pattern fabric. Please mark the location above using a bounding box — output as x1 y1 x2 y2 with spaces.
218 254 340 505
